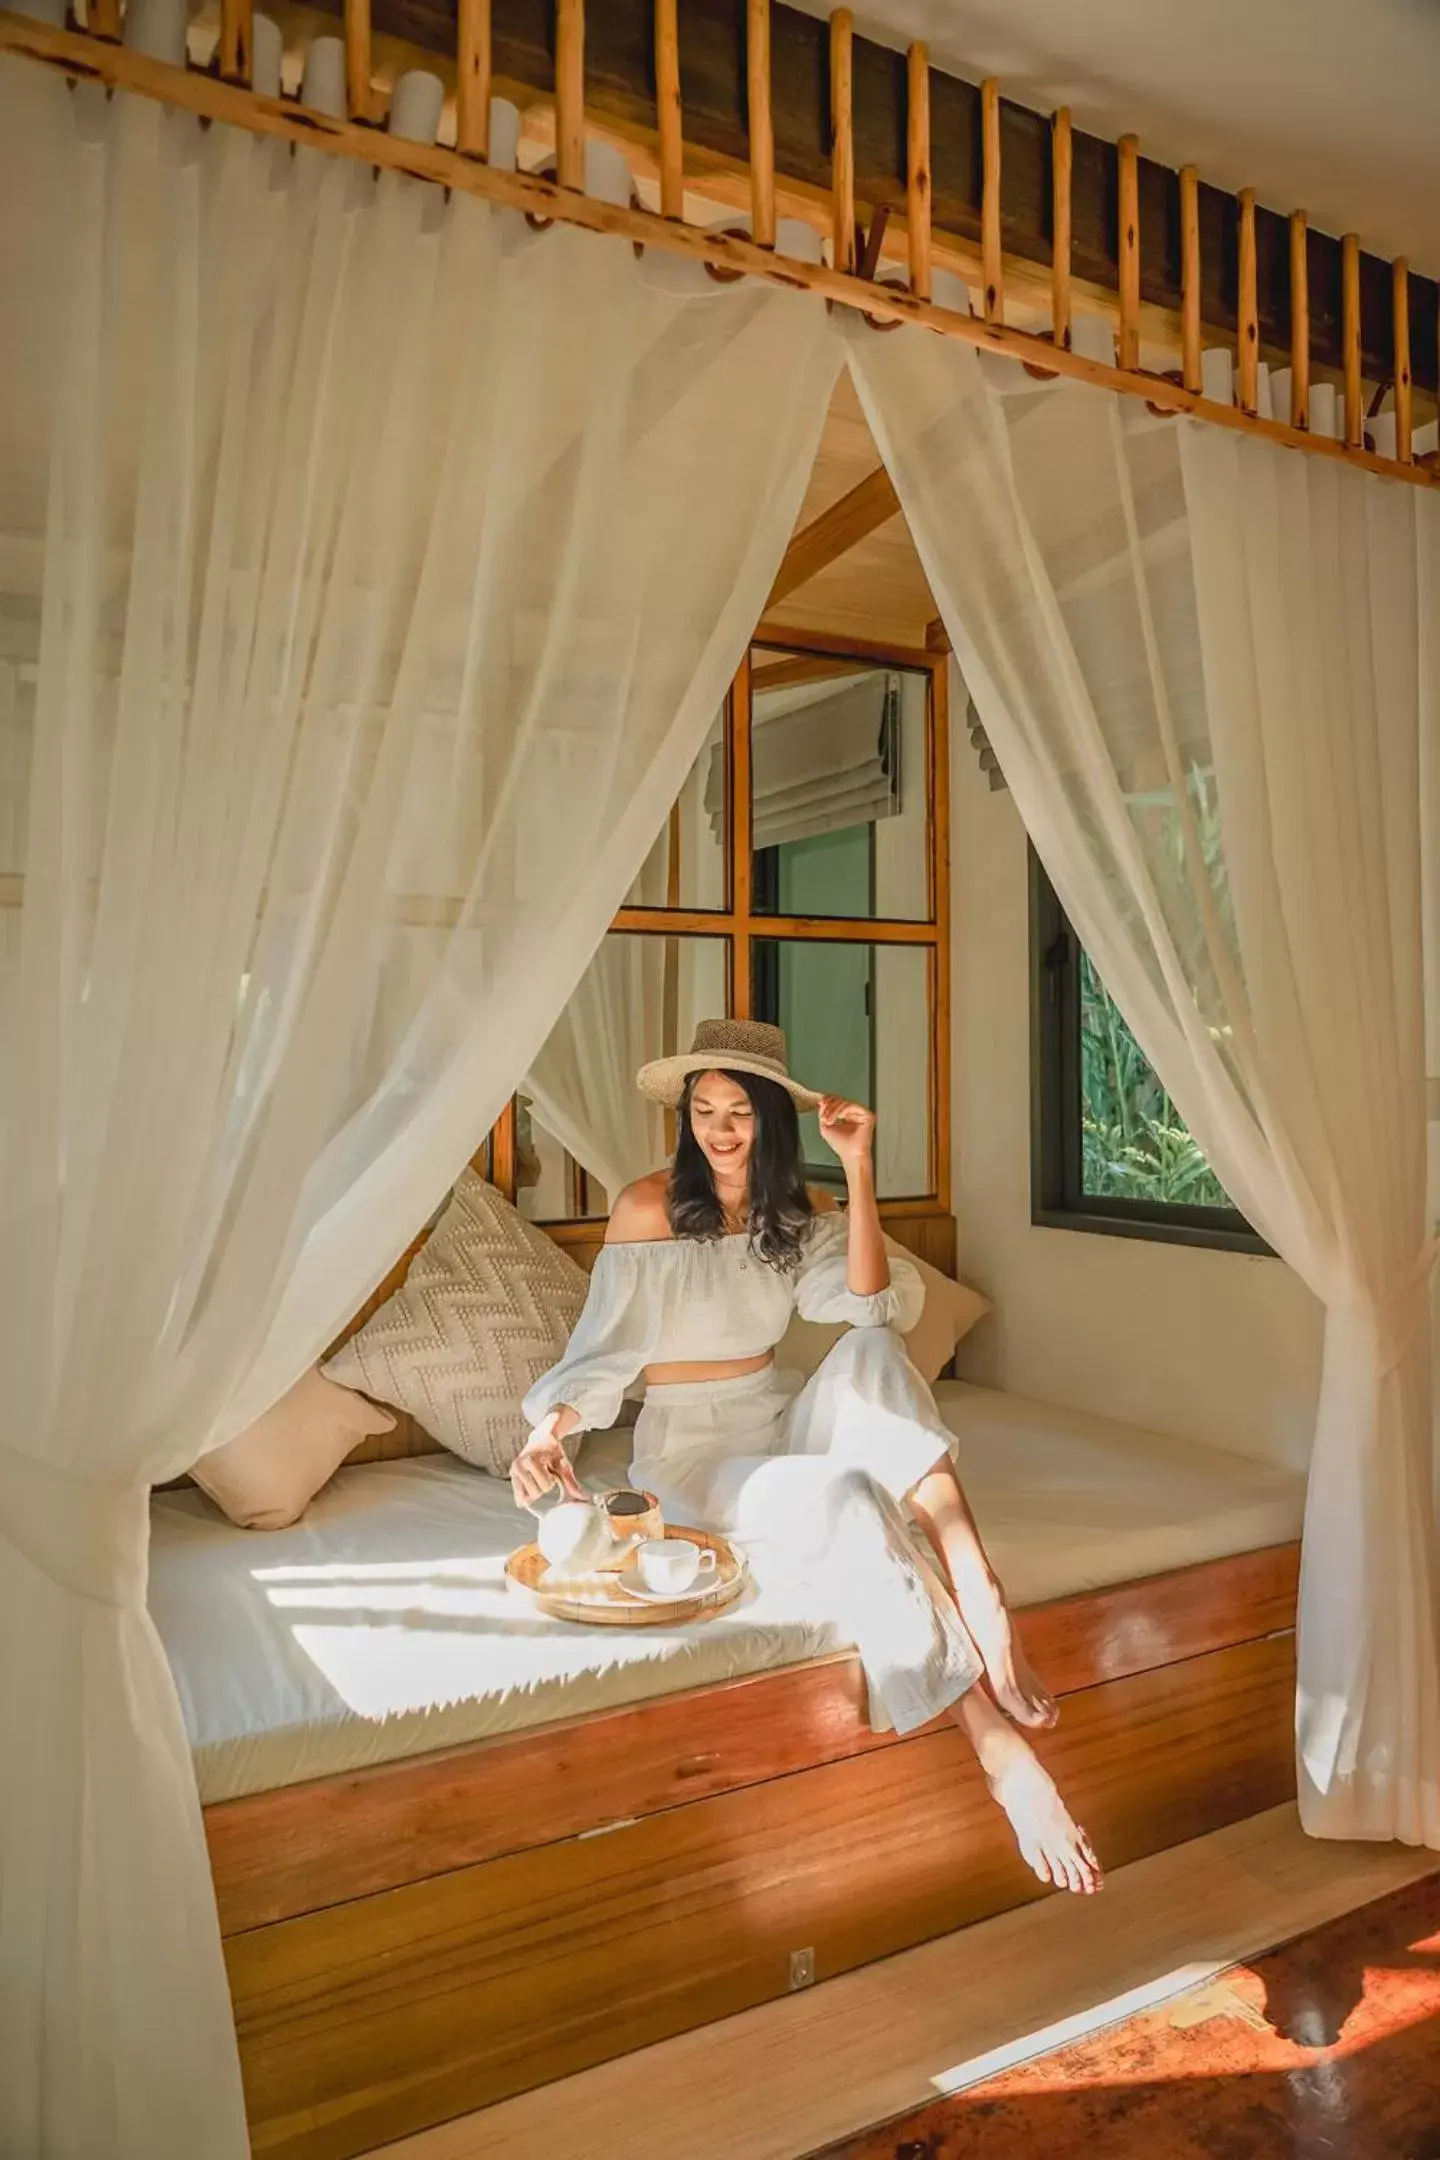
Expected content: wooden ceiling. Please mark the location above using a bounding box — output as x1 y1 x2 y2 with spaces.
762 372 938 651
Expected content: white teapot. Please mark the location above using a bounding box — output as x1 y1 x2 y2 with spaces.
527 1486 664 1576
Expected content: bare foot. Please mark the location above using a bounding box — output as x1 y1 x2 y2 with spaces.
956 1691 1102 1895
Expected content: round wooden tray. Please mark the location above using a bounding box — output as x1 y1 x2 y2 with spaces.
505 1526 746 1627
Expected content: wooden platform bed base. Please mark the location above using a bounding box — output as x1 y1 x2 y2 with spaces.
210 1538 1301 2160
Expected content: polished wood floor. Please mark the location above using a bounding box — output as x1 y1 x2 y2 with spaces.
363 1808 1437 2160
829 1866 1440 2159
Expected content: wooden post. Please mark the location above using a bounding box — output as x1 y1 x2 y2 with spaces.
830 9 855 274
1393 257 1413 463
88 0 121 37
748 0 775 248
1180 164 1201 394
556 0 585 191
456 0 492 158
654 0 683 216
1051 107 1072 350
1289 211 1309 428
218 0 254 84
906 40 931 301
344 0 372 122
1237 187 1259 413
1117 134 1140 370
1342 233 1362 446
981 77 1002 322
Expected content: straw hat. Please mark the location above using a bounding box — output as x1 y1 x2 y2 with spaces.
635 1019 822 1111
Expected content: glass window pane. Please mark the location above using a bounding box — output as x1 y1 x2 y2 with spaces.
520 932 728 1219
624 704 727 910
749 649 930 923
1079 952 1233 1209
751 938 931 1199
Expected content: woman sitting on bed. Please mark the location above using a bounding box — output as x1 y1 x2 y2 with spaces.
515 1019 1101 1897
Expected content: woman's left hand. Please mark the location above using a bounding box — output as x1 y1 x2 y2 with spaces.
818 1096 876 1172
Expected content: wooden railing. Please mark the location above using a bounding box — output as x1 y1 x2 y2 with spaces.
0 0 1435 490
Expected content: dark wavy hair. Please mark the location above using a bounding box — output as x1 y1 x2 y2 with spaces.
668 1069 814 1272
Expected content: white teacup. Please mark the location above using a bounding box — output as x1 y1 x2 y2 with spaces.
637 1538 718 1596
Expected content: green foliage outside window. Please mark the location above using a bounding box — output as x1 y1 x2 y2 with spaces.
1079 952 1232 1209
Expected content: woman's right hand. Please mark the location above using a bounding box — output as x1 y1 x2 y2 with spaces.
510 1411 587 1509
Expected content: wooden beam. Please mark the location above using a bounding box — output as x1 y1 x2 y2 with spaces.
654 0 682 215
830 7 855 273
906 40 931 301
1116 133 1139 369
1180 164 1201 393
752 651 870 694
768 465 901 606
4 15 1439 495
1237 186 1259 413
455 0 491 157
747 0 775 246
981 76 1002 322
1289 210 1309 428
344 0 371 121
1394 256 1413 463
555 0 585 189
1051 108 1072 350
218 0 254 84
1342 233 1363 445
87 0 119 36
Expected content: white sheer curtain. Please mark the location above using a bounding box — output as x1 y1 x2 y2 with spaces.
851 326 1440 1849
0 61 836 2157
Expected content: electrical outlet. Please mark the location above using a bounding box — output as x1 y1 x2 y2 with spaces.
789 1947 815 1991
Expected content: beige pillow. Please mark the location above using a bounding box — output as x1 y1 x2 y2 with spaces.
779 1236 992 1386
191 1368 396 1531
323 1169 588 1477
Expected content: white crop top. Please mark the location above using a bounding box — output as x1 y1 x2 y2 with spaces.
523 1213 924 1436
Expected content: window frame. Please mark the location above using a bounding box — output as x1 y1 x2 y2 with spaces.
1029 847 1267 1255
497 625 953 1235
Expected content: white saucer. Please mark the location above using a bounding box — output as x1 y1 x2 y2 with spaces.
616 1563 727 1606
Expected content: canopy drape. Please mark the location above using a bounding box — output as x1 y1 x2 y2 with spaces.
0 61 837 2157
849 318 1440 1850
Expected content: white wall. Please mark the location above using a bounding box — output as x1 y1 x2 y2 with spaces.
947 678 1325 1472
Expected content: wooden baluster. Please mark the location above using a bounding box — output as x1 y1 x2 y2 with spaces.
1237 187 1259 413
981 77 1002 322
344 0 372 122
1289 211 1309 428
830 9 855 273
1342 234 1362 446
748 0 775 247
1393 257 1413 463
1117 133 1140 370
1180 164 1201 394
556 0 585 190
218 0 253 83
906 40 931 301
456 0 492 158
1051 106 1072 350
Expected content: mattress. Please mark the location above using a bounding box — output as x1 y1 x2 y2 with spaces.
150 1382 1306 1805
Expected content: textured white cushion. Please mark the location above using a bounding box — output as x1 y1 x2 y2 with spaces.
323 1170 589 1476
779 1237 991 1385
190 1367 395 1531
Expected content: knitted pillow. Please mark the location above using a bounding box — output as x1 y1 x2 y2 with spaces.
323 1170 588 1477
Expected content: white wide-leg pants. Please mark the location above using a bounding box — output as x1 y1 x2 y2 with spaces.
630 1328 983 1735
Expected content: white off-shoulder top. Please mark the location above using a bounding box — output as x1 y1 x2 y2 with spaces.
523 1213 924 1435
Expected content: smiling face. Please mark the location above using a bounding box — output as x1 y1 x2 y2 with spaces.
685 1069 757 1189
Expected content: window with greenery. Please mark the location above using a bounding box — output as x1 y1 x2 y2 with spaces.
491 631 952 1237
1030 851 1258 1250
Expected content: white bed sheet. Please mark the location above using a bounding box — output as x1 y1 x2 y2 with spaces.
150 1383 1305 1805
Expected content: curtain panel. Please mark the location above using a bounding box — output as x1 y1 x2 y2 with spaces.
849 318 1440 1851
0 62 837 2157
